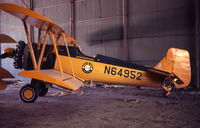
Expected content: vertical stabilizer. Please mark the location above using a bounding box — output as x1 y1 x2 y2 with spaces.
154 48 191 88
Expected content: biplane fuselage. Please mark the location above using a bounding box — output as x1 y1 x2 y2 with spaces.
19 45 167 91
55 47 165 88
18 44 191 92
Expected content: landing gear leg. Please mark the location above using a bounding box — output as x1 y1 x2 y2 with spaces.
31 79 48 97
162 77 174 97
162 86 172 97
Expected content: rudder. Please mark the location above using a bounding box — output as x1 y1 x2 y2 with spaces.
154 48 191 88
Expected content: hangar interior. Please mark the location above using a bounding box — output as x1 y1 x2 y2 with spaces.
0 0 199 88
0 0 200 128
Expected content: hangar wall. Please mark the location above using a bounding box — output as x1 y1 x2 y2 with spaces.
0 0 29 81
0 0 198 87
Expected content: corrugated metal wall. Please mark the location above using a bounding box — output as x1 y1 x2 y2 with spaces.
0 0 197 87
75 0 123 59
128 0 194 66
73 0 195 66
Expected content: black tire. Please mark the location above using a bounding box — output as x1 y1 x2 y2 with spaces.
38 84 48 97
31 79 48 96
19 84 38 103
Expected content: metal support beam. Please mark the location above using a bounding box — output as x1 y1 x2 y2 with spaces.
195 0 200 88
70 0 76 38
122 0 128 61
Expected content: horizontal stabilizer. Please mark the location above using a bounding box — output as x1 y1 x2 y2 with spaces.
147 68 170 77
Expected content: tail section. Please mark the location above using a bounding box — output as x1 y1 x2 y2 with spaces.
154 48 191 88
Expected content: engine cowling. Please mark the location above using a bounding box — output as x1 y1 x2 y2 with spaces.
14 42 56 70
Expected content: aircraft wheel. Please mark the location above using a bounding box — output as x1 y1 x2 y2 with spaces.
19 84 38 103
31 79 48 96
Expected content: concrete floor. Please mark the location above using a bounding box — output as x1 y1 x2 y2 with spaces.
0 85 200 128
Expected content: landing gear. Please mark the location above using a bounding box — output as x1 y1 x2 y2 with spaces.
19 79 48 103
38 84 48 96
162 77 174 97
31 79 48 97
19 84 38 103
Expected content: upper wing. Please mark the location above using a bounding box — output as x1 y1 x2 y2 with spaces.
0 3 76 44
0 3 61 34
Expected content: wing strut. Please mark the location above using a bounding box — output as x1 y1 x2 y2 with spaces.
37 29 41 50
50 31 64 76
63 33 76 81
23 20 37 70
37 31 49 70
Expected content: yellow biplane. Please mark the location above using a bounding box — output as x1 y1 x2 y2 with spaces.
0 3 191 103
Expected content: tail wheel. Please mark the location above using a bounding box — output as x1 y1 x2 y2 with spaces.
31 79 48 96
20 84 38 103
162 77 174 97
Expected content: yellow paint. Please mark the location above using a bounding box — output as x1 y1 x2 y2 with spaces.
37 31 49 70
50 31 63 76
4 48 15 54
23 21 38 70
18 48 191 90
54 55 163 88
23 89 33 99
18 70 83 90
154 48 191 88
63 33 75 80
